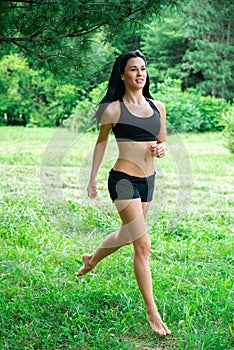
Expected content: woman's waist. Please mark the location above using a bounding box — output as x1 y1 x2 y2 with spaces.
113 158 154 178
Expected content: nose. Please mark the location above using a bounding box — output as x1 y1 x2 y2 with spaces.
137 69 142 75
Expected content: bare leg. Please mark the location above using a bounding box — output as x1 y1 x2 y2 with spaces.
77 245 120 276
117 200 171 336
133 233 171 336
77 199 147 276
77 199 171 335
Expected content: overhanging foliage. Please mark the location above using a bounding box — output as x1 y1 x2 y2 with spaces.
0 0 180 65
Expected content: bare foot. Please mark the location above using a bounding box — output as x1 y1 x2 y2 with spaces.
146 307 171 336
77 254 94 276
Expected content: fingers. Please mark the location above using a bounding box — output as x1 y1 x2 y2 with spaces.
88 188 97 198
150 144 166 158
87 184 98 198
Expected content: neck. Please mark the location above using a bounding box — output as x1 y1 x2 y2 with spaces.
123 90 146 105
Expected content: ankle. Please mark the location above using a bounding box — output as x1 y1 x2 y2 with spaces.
146 304 158 314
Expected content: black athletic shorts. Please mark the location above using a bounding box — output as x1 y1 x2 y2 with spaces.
108 169 155 202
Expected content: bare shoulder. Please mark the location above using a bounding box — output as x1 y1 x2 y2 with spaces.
150 99 166 119
101 100 120 125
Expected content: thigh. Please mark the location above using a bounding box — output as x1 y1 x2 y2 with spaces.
114 198 142 222
114 198 148 242
142 201 151 218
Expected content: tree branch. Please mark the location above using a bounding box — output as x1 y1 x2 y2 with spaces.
0 0 181 62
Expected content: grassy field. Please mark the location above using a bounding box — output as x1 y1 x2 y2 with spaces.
0 126 233 350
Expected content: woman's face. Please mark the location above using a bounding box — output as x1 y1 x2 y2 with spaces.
121 57 147 91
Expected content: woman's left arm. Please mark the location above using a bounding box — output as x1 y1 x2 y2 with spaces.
151 100 167 158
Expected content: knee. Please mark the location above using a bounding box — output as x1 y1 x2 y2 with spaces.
134 236 151 257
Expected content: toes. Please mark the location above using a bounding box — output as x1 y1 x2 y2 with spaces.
156 327 167 336
77 254 93 277
76 265 90 276
146 313 171 336
165 327 171 335
160 330 167 336
76 269 84 276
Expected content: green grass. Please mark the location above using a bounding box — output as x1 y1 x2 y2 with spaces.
0 127 233 349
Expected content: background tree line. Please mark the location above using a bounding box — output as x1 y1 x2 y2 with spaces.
0 0 233 145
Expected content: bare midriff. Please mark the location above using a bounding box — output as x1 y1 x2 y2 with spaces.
113 140 156 178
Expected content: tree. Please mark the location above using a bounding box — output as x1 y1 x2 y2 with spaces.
0 0 181 69
181 0 234 100
0 54 79 126
0 54 35 125
141 9 187 84
140 1 234 100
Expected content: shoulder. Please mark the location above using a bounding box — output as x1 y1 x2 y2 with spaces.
149 99 166 119
100 100 121 125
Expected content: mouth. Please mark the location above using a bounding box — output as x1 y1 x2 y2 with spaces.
136 79 144 84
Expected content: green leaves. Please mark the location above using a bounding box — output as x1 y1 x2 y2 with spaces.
181 0 234 100
0 0 181 67
141 0 234 100
221 105 234 155
0 54 79 126
152 78 230 132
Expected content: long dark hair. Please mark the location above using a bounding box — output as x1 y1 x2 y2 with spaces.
95 50 154 123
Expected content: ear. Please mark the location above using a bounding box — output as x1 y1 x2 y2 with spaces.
121 74 125 81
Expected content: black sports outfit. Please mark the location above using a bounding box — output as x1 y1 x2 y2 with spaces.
108 99 161 202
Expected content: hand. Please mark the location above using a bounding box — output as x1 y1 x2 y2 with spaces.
151 142 167 158
87 180 98 198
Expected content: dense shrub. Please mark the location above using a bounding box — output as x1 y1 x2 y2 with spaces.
65 78 230 134
64 82 108 132
221 105 234 155
0 55 230 133
152 78 229 133
0 54 79 127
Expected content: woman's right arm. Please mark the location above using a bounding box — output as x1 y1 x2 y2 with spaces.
87 122 112 198
87 101 119 198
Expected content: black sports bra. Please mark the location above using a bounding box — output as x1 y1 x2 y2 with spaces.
112 98 161 142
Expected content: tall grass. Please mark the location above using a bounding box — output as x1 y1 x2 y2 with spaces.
0 127 233 349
